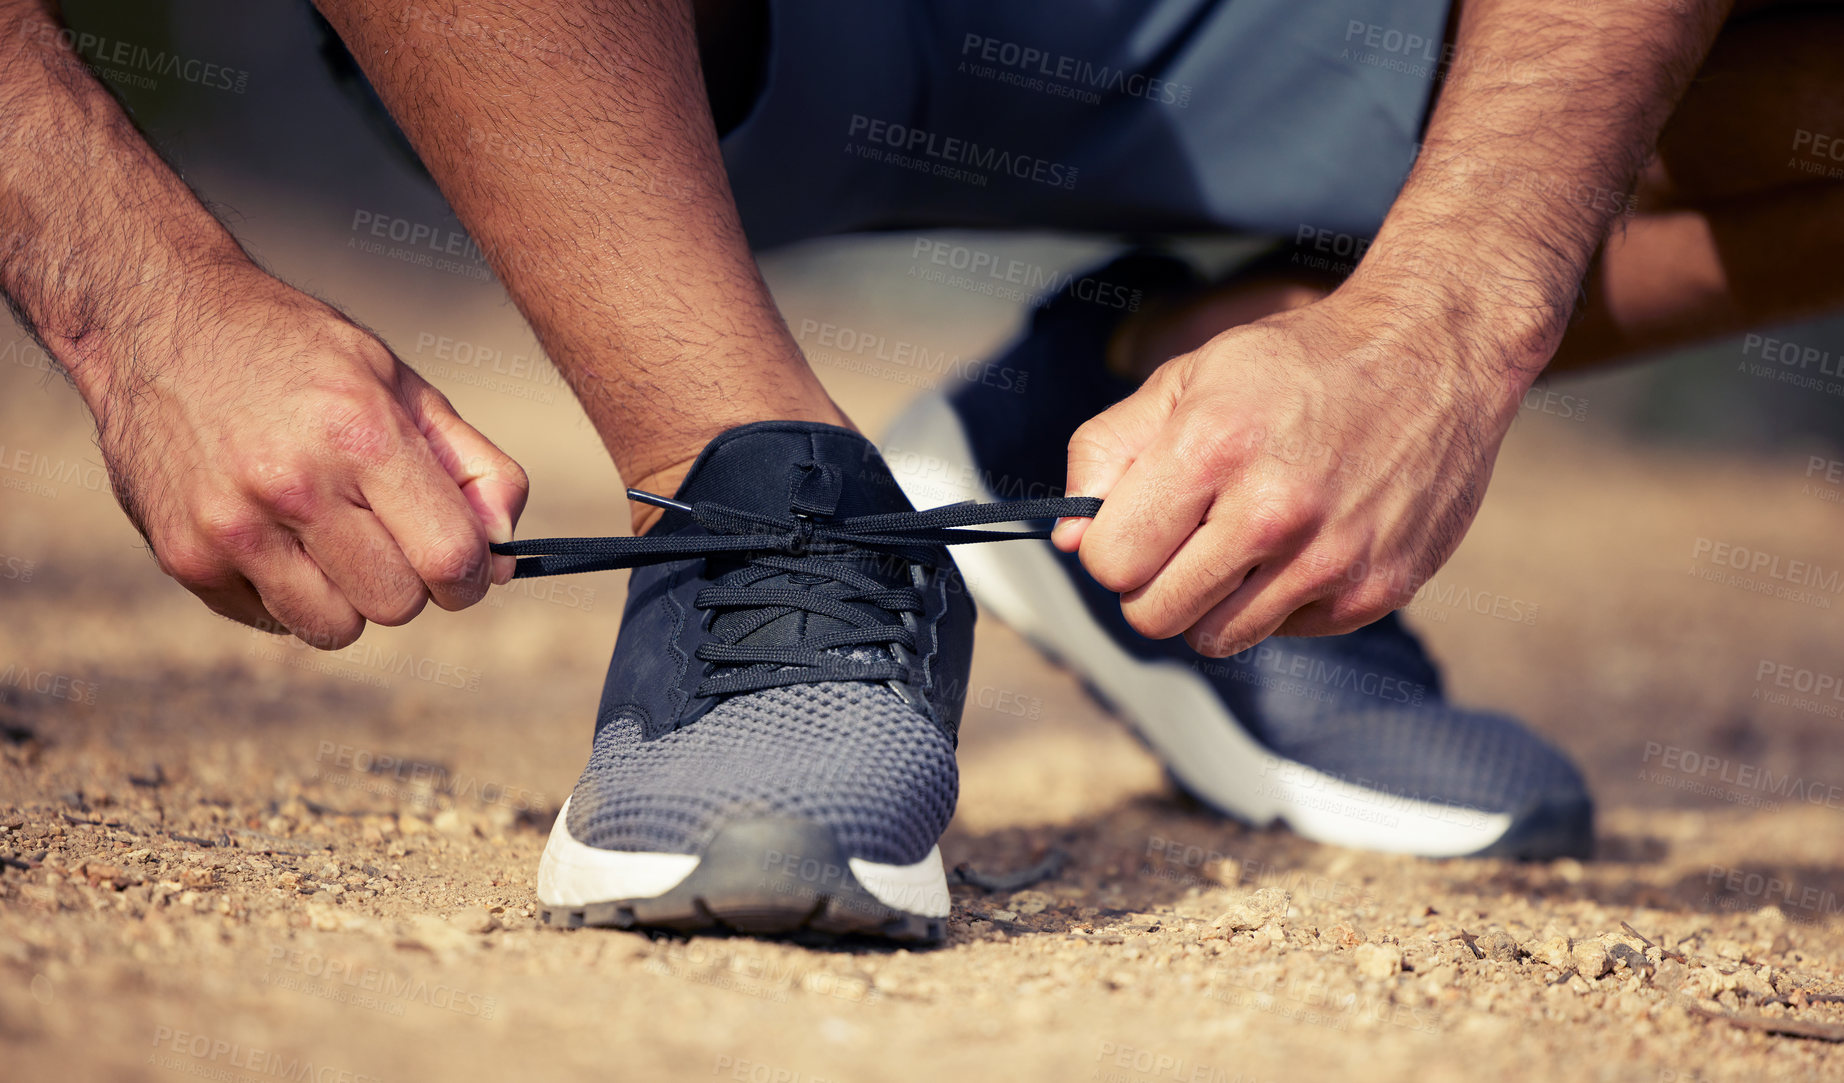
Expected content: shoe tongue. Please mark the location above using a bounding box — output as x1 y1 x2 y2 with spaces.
660 421 922 664
664 421 915 523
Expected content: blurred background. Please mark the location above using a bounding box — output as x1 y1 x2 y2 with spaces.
3 3 1843 1081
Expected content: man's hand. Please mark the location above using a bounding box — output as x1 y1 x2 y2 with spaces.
87 262 528 649
1059 0 1731 656
1056 287 1516 656
0 0 525 648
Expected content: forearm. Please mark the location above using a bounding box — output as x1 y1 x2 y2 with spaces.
313 0 829 483
1349 0 1731 402
0 0 248 403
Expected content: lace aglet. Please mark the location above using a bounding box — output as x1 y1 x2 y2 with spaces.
626 489 695 513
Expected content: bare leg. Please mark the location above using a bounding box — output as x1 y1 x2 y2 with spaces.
312 0 843 532
1120 5 1844 377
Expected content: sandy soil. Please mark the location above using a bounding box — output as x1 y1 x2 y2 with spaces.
4 232 1844 1083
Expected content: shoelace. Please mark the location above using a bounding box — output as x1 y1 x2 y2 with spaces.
489 490 1101 697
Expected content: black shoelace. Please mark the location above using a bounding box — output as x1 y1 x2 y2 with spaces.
489 490 1101 696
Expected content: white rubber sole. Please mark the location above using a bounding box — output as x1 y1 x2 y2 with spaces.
537 796 952 918
881 393 1515 857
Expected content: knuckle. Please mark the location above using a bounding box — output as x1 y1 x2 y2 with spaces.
1187 624 1250 659
318 390 405 467
190 505 270 561
1335 581 1410 626
1120 596 1181 641
416 536 487 588
244 463 320 521
1241 491 1314 553
501 456 531 497
156 537 229 586
1173 419 1248 475
297 616 364 652
1297 547 1360 596
1082 548 1141 595
366 586 430 628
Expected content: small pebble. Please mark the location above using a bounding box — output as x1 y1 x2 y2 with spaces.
1573 941 1611 980
448 906 498 934
1476 930 1520 963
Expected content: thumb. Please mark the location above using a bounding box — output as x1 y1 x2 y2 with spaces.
1055 373 1181 552
399 373 530 586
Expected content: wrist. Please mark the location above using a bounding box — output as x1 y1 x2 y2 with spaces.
42 228 253 404
1346 244 1568 380
1324 268 1561 427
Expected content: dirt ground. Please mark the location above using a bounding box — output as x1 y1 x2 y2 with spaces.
5 226 1844 1083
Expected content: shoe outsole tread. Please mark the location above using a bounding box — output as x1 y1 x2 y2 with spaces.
537 817 947 943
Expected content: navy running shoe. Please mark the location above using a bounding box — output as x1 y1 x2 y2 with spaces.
882 252 1594 859
497 421 1097 940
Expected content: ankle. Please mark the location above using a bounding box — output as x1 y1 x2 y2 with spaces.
625 459 699 535
621 407 858 536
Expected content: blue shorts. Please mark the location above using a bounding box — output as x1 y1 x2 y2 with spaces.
721 0 1453 250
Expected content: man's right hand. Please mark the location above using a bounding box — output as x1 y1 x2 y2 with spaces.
81 261 528 649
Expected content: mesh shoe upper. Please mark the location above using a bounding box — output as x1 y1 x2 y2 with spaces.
503 422 1094 867
565 684 957 864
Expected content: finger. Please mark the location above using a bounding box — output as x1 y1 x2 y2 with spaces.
240 535 368 649
1055 374 1180 552
1117 515 1260 639
186 573 284 632
339 383 492 611
1183 558 1322 658
1074 415 1227 595
398 370 530 586
153 524 316 636
297 505 430 627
